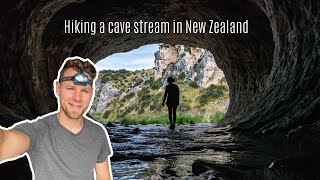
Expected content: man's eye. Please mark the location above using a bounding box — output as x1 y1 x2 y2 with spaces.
82 90 89 93
67 87 75 90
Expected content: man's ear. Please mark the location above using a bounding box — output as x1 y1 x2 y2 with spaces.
54 80 61 97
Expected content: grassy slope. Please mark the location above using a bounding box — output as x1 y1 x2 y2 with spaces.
90 69 229 125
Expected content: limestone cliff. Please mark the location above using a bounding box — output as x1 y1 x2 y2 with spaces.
95 81 119 112
154 44 225 88
154 44 179 79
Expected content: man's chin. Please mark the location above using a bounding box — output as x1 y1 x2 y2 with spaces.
65 110 84 120
60 105 88 120
68 114 83 119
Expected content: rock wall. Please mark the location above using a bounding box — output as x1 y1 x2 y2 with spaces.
95 82 119 113
154 44 179 79
154 44 225 88
197 51 225 88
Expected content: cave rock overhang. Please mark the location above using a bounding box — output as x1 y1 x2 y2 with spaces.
1 0 319 133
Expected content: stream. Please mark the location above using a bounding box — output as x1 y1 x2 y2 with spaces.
105 123 320 180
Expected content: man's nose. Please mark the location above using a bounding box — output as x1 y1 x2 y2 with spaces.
73 90 82 101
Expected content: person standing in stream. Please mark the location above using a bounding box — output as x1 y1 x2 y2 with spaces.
162 77 180 130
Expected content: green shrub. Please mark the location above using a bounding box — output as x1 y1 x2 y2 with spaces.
179 102 191 112
199 84 227 105
149 80 162 90
136 79 143 86
103 110 111 119
184 46 191 54
120 105 134 118
126 92 135 99
150 102 162 111
109 112 119 119
210 111 225 123
188 81 199 88
118 69 127 73
138 87 150 98
100 75 110 84
138 108 145 115
176 114 203 124
149 104 157 111
119 117 132 125
178 72 186 80
140 99 151 108
121 92 135 102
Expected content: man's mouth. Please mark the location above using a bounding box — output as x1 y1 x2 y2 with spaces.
69 103 82 108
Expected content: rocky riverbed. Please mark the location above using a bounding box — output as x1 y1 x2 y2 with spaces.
106 123 320 180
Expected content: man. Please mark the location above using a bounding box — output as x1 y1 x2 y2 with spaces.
0 57 113 179
162 77 179 130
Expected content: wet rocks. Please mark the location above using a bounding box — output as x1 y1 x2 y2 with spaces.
131 127 140 134
269 155 320 171
108 124 320 179
105 122 115 127
129 161 141 165
192 160 210 176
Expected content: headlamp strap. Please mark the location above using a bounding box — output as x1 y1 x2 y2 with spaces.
79 67 84 73
60 76 73 81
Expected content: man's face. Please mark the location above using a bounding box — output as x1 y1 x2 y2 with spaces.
56 68 94 120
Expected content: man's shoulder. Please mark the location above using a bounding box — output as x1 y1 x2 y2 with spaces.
38 112 57 121
84 116 105 131
12 112 57 139
14 112 56 127
33 112 57 126
84 117 108 140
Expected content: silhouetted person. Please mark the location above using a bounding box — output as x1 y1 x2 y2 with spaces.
162 77 179 130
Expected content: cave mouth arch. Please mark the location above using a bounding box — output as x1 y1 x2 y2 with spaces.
1 0 318 134
36 0 277 132
92 43 230 124
0 1 319 179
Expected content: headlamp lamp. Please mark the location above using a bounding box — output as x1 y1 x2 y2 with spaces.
59 67 93 86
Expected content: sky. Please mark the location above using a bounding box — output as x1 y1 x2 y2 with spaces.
95 44 159 71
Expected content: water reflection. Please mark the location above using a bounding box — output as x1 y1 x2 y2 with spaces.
112 159 149 180
109 124 235 179
108 124 320 179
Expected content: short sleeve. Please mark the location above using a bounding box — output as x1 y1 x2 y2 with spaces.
96 128 112 163
12 119 44 153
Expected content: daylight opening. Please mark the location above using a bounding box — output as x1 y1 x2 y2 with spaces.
91 44 229 125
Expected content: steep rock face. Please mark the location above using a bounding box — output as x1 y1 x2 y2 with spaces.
96 82 119 112
154 44 179 79
155 44 225 88
197 51 225 88
0 0 318 135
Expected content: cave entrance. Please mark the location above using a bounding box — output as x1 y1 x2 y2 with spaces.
91 44 229 126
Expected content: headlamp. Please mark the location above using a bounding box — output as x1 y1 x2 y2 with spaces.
59 67 93 86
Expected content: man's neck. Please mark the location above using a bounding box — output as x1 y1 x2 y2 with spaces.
57 111 84 134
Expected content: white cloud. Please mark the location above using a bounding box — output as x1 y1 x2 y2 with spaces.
96 44 159 71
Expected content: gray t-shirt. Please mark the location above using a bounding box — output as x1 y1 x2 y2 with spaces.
13 113 112 180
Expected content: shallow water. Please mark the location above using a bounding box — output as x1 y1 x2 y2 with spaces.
106 123 320 179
